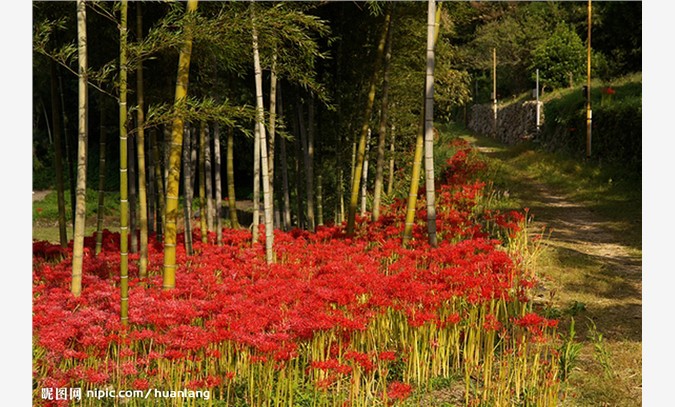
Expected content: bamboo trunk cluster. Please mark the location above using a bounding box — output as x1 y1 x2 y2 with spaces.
372 6 394 221
346 8 392 236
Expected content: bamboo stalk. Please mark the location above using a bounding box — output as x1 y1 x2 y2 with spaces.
150 128 165 242
298 101 315 231
162 0 199 290
95 97 106 255
71 0 88 297
204 122 214 233
387 124 395 196
213 123 223 245
424 0 439 247
277 85 291 231
226 127 239 228
182 126 194 255
49 59 68 248
199 122 208 243
119 0 129 323
252 9 275 263
135 2 149 277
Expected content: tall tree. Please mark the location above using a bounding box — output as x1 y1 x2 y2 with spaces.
163 0 199 291
71 0 88 297
346 8 391 237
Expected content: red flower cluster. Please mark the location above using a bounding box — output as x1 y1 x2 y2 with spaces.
387 381 413 401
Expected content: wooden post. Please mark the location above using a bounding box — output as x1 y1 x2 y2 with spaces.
586 0 593 158
492 47 497 139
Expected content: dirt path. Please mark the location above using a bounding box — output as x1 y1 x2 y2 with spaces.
474 144 642 405
524 179 641 341
474 145 641 338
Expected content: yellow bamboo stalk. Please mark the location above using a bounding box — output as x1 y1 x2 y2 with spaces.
136 2 148 278
119 0 129 324
163 0 199 290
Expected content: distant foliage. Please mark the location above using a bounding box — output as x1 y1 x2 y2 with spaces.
530 23 586 91
538 75 641 172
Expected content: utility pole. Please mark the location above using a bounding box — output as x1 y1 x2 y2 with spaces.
536 68 541 132
492 48 497 138
586 0 592 158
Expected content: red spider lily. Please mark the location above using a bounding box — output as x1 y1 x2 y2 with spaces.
345 351 375 372
483 314 503 332
378 351 397 362
387 381 413 400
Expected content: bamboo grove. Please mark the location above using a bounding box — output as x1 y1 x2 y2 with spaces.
34 0 474 303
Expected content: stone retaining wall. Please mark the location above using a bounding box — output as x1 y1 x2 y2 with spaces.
468 101 544 144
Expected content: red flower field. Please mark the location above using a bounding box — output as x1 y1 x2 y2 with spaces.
33 141 560 406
